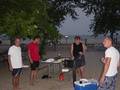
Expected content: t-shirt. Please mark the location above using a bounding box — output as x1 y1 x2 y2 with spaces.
105 46 120 77
27 42 40 62
8 45 22 69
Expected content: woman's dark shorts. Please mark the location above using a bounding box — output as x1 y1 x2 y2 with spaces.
74 55 86 69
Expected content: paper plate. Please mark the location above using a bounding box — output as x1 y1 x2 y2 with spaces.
62 68 69 72
22 65 29 68
45 58 55 62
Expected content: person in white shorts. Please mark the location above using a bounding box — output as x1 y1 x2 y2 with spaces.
98 37 120 90
8 36 23 90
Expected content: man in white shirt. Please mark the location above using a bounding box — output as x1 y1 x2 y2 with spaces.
8 36 23 90
98 37 120 90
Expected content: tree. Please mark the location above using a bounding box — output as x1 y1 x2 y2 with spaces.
0 0 45 39
0 0 79 56
76 0 120 37
47 0 78 26
0 0 78 41
0 0 60 45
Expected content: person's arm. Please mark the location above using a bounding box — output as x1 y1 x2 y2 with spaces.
71 44 74 59
8 47 13 71
82 43 87 54
20 48 24 66
28 49 33 64
117 59 120 70
101 57 106 64
8 55 13 71
99 57 111 86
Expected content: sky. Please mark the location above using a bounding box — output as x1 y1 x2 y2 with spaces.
59 9 93 35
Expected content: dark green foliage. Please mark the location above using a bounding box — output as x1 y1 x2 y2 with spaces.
76 0 120 35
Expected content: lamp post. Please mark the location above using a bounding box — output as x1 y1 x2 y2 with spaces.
64 35 69 58
65 35 69 44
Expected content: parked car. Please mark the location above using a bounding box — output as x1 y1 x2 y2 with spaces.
0 34 10 45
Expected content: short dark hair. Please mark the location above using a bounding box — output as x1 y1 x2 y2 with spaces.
105 36 113 42
33 35 40 40
74 36 80 40
12 36 21 45
15 36 21 40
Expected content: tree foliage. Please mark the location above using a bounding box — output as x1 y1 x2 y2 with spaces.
0 0 80 55
0 0 59 39
75 0 120 35
0 0 79 39
1 0 119 39
47 0 78 26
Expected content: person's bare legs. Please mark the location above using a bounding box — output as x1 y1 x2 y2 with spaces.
12 77 17 90
73 68 77 87
76 66 85 79
76 68 79 75
35 69 39 81
13 76 20 90
79 66 85 78
76 68 81 78
30 70 36 85
16 76 21 90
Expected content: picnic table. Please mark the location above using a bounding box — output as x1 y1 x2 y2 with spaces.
41 58 65 77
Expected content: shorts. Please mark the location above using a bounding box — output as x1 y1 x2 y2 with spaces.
12 68 22 77
31 61 39 70
98 74 117 90
74 55 86 69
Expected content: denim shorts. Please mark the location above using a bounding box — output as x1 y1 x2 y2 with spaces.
12 68 22 77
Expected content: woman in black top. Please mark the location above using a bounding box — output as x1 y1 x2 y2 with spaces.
71 36 86 84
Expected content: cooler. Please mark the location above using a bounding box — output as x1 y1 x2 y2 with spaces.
74 79 98 90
